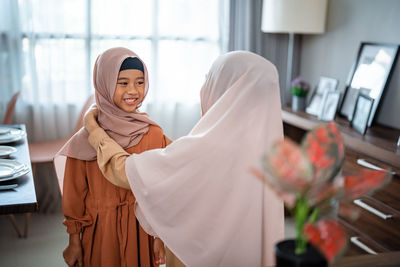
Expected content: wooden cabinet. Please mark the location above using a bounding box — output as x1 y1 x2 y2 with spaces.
339 149 400 255
281 107 400 256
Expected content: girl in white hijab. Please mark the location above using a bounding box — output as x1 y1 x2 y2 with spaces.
84 51 284 267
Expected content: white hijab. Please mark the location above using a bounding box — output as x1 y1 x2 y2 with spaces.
126 51 284 267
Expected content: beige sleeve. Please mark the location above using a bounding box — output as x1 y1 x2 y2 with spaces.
88 127 131 189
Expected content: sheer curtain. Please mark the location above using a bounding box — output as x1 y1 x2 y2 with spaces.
0 0 229 141
0 0 23 123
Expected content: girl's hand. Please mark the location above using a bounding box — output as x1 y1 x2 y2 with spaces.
84 104 100 133
153 237 166 265
63 234 83 267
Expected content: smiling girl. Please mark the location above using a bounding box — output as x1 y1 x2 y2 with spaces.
55 47 170 267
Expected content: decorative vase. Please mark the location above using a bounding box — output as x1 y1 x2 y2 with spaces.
275 239 327 267
292 95 306 111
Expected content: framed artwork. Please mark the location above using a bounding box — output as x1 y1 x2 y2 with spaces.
351 93 374 135
306 76 338 117
340 42 399 125
319 91 341 121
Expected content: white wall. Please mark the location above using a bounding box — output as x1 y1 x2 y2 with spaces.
300 0 400 129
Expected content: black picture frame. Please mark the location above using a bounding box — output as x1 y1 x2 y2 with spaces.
351 93 374 135
339 42 399 126
319 91 341 121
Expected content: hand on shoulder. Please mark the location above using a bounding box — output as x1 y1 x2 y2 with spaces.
84 104 100 133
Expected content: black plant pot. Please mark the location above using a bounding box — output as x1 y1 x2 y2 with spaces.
275 239 327 267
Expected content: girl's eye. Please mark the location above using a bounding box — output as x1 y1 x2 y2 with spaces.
137 81 144 85
118 82 128 86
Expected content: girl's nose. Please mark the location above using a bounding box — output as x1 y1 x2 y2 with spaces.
127 83 139 95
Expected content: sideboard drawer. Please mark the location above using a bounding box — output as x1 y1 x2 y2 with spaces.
339 220 388 256
340 198 400 251
340 148 400 255
370 175 400 213
343 149 400 212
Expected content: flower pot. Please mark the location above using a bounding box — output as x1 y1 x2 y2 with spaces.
275 239 327 267
292 96 306 111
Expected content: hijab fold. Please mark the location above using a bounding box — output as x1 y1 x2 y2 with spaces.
125 51 285 267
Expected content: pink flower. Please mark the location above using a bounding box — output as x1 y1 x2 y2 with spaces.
304 219 346 262
302 122 344 184
344 169 391 199
262 138 313 195
291 77 310 90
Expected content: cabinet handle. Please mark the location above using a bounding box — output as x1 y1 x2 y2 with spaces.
350 237 378 255
356 159 396 175
353 199 393 220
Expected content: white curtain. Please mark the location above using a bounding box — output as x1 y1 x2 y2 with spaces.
0 0 90 141
0 0 23 123
0 0 229 141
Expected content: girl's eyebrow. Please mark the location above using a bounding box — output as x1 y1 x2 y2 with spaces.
117 76 144 81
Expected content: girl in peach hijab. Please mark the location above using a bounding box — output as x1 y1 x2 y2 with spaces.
84 51 284 267
55 47 169 267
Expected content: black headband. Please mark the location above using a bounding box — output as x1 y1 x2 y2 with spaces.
119 57 144 72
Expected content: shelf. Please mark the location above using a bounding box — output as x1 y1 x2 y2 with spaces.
281 107 400 169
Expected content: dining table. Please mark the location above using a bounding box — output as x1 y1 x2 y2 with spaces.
0 124 38 238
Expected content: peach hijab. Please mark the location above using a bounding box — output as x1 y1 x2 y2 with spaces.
54 47 157 189
125 51 285 266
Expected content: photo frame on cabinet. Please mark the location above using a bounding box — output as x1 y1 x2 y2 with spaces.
340 42 399 125
319 91 341 121
351 93 374 135
306 76 338 117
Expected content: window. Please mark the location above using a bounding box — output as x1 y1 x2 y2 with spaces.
17 0 228 106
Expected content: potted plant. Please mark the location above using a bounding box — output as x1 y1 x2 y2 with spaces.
251 122 392 266
291 77 310 111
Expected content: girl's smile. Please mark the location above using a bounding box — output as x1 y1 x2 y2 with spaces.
123 97 139 105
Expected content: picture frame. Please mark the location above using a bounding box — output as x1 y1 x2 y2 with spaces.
318 91 341 121
340 42 399 125
351 93 374 135
306 76 338 117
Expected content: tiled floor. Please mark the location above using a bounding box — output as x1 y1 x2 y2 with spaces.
0 211 295 267
0 212 67 267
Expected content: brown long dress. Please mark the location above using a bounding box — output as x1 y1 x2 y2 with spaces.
63 125 167 267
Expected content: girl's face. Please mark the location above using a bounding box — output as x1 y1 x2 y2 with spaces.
113 69 145 113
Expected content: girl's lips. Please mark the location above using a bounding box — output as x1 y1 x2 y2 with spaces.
124 98 138 105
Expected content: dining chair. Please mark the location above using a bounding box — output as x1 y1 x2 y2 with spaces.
28 94 95 172
2 91 21 124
